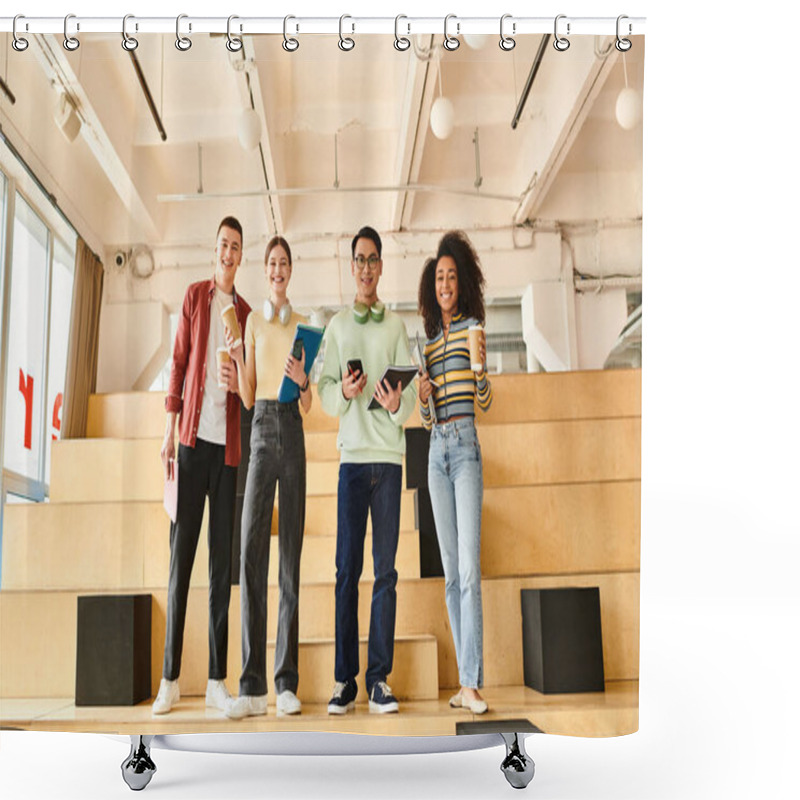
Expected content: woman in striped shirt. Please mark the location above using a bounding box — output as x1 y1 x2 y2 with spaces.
417 231 492 715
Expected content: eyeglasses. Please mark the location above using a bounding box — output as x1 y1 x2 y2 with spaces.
354 255 381 271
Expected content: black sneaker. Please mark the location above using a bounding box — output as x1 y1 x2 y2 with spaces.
327 680 357 715
368 681 399 714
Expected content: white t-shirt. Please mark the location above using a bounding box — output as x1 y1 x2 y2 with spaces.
196 288 232 446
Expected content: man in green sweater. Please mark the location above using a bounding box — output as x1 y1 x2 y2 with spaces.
318 226 417 715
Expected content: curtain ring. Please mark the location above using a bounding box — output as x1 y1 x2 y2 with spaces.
499 14 515 51
283 15 299 51
553 14 570 51
338 15 355 51
616 15 632 52
12 15 29 52
122 14 138 51
443 14 460 51
63 14 80 51
175 14 192 51
394 15 410 51
226 15 243 52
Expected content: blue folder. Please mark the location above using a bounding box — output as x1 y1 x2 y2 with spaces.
276 323 325 403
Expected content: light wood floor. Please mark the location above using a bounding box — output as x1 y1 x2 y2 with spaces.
0 681 637 738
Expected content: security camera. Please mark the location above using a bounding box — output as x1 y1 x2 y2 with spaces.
114 250 127 269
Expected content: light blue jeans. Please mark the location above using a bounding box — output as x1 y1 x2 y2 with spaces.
427 416 484 689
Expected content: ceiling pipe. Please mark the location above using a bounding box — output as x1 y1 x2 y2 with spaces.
128 50 167 142
511 34 550 130
158 184 521 203
0 76 16 105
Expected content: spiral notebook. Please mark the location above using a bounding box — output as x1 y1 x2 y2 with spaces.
0 15 644 787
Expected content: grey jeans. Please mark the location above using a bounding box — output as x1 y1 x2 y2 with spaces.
239 399 306 696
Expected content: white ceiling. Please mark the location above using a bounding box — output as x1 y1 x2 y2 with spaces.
0 31 643 275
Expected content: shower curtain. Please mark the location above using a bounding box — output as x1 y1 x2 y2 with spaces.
0 18 643 746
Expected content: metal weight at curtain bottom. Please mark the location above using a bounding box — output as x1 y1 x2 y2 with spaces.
500 733 535 790
121 735 156 790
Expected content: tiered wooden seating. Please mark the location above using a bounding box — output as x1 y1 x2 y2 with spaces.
1 369 640 735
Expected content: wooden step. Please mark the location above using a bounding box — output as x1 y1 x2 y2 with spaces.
2 500 420 591
0 493 416 542
85 370 641 439
0 586 437 701
479 418 640 486
50 437 356 502
481 480 640 575
49 438 410 502
2 503 420 589
52 415 638 503
0 682 640 738
3 479 635 589
0 571 638 698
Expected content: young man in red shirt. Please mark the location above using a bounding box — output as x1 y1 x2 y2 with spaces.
152 217 251 714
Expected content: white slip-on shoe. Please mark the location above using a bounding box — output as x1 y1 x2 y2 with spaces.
449 690 463 708
463 696 488 714
450 689 488 714
276 690 302 716
152 679 180 715
205 679 232 711
224 694 268 720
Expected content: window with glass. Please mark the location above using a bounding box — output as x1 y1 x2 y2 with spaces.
0 175 77 500
2 195 50 484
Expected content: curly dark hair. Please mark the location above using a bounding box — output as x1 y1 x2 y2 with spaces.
418 230 486 340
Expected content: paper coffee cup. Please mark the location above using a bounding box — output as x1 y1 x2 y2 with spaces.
216 347 231 389
468 325 483 372
221 304 242 347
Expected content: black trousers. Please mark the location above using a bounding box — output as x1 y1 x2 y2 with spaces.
162 438 237 681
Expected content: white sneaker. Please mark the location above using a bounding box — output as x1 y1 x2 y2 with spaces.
224 694 268 720
205 679 232 711
152 678 179 715
276 690 302 716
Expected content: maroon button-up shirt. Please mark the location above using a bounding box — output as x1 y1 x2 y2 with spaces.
165 278 251 467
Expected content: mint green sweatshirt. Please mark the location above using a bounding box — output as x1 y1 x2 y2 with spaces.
318 307 417 464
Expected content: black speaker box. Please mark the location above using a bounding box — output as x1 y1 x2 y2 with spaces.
520 587 605 694
404 427 431 489
75 594 152 706
415 486 444 578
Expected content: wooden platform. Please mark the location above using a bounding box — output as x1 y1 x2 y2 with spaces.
1 369 642 738
0 682 638 738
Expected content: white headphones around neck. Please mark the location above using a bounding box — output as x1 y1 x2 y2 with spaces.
264 299 292 325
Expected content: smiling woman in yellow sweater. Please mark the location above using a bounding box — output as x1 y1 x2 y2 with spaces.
226 236 311 720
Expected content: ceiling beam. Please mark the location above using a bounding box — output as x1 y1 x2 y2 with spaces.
396 37 438 232
242 35 284 238
30 34 160 243
388 45 430 232
514 38 620 226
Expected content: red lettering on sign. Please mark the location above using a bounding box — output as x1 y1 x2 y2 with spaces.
18 370 34 450
52 392 63 441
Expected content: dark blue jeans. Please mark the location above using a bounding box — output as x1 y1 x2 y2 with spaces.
334 462 402 692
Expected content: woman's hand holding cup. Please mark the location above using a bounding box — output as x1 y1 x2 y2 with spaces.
418 370 433 403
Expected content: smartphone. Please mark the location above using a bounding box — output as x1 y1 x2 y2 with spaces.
347 359 363 377
292 338 304 360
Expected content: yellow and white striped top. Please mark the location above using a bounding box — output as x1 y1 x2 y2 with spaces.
420 314 492 429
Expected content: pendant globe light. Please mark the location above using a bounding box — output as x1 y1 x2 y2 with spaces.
430 53 455 140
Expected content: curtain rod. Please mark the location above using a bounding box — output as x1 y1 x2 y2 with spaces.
0 16 646 37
